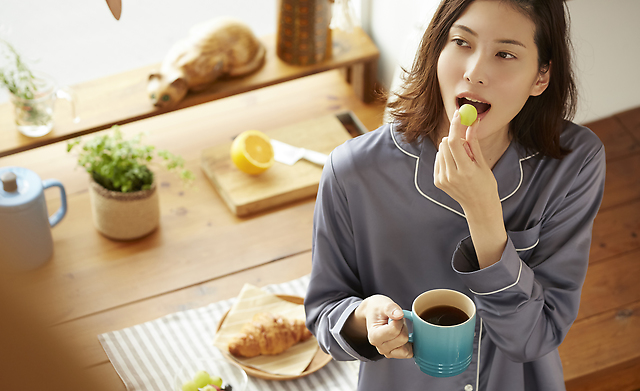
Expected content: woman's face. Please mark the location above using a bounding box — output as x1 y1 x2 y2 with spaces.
437 0 550 144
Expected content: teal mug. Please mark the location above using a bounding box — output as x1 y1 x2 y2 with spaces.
402 289 476 377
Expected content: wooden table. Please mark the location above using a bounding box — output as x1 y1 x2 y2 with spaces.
0 70 385 390
1 70 638 389
0 27 378 158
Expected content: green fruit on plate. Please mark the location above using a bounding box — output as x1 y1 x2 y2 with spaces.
459 104 478 127
181 380 198 391
193 370 213 388
210 375 223 388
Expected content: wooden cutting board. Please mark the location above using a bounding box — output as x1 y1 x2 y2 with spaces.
201 114 354 216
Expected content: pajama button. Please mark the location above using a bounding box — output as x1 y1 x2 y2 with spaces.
464 385 473 391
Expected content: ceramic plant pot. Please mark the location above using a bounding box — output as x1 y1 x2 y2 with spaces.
88 179 160 240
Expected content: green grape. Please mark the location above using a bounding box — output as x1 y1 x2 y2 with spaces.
193 370 213 388
181 380 198 391
459 104 478 126
210 375 223 388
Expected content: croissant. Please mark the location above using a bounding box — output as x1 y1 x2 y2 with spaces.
228 312 312 358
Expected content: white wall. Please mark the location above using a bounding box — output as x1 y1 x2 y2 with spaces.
1 0 639 123
359 0 640 124
567 0 640 123
0 0 277 102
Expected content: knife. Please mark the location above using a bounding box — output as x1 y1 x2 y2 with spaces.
270 139 328 166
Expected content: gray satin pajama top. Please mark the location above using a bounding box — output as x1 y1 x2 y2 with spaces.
305 122 606 391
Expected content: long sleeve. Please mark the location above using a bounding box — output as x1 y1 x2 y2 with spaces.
452 144 606 363
305 151 382 362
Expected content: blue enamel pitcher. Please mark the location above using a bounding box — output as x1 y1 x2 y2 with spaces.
0 167 67 270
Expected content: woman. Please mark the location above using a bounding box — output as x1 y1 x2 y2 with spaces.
305 0 606 390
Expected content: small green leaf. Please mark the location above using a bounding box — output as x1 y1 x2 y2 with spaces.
65 125 193 192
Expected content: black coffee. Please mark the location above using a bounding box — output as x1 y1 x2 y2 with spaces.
419 305 469 326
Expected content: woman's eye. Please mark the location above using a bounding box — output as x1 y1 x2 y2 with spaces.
497 52 516 59
453 38 469 47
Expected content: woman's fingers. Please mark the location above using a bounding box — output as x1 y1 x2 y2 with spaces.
435 110 475 184
448 110 466 140
440 137 457 174
370 320 412 358
465 119 485 166
368 317 402 346
447 111 476 169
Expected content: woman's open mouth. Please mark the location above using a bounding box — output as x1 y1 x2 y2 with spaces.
457 97 491 116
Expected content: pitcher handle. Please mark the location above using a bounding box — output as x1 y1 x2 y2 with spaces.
56 87 80 123
42 179 67 227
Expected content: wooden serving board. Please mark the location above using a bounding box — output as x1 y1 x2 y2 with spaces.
201 114 353 216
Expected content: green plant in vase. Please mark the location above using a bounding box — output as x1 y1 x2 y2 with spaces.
0 39 38 99
1 39 77 137
0 40 50 125
67 125 195 240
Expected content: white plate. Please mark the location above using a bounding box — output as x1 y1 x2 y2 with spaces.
173 356 249 391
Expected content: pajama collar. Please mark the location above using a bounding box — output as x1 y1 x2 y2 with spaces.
390 124 537 218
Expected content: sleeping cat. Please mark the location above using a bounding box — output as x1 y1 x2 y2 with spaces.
148 17 266 108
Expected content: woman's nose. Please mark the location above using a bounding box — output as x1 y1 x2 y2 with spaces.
464 53 488 85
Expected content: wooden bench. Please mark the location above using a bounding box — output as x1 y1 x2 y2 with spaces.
0 27 378 158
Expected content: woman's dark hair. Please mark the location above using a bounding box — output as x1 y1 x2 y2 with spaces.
386 0 576 158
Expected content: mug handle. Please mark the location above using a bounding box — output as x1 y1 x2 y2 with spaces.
402 310 414 343
56 87 80 123
42 179 67 227
389 310 415 343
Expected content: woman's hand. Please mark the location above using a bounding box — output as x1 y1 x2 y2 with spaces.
434 110 499 211
345 295 412 359
434 110 508 269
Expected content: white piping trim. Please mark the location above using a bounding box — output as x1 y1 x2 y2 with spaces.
515 238 539 252
500 153 537 202
476 318 482 391
332 302 363 360
390 124 419 159
469 260 523 296
333 332 361 360
414 164 467 218
390 125 466 218
390 125 537 218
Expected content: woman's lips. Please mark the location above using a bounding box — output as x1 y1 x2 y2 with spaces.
456 96 491 122
457 97 491 114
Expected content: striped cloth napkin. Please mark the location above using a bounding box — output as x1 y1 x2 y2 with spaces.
98 275 359 391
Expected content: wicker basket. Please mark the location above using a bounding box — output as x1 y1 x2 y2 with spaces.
88 179 160 241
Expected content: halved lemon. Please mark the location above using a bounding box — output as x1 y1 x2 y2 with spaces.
230 130 275 175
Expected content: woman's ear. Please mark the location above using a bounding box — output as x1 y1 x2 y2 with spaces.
530 62 551 97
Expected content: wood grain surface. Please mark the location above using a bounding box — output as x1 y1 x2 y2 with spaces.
0 27 379 158
201 114 353 216
1 67 639 390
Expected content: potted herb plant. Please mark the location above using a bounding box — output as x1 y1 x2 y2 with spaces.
67 125 194 240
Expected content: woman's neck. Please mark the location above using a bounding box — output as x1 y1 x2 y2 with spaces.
478 129 512 170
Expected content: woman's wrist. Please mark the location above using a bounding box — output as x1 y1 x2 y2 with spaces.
463 198 508 269
343 299 369 343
